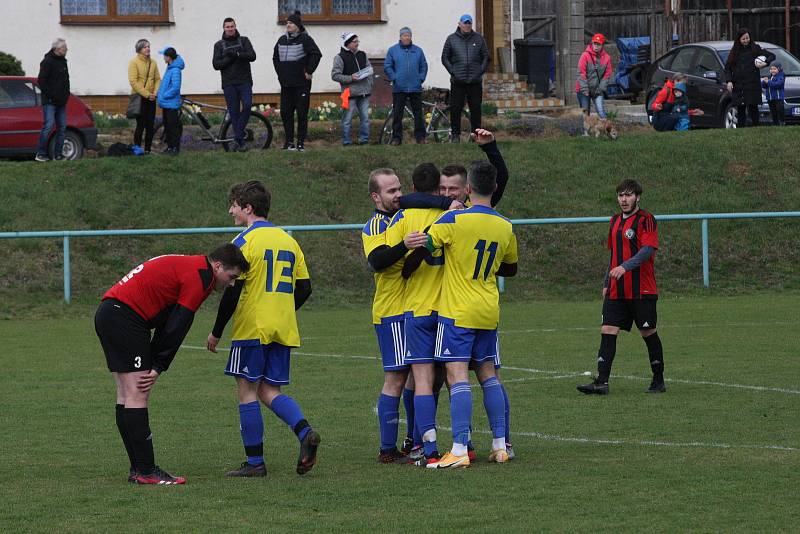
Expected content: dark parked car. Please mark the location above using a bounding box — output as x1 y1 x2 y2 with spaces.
644 41 800 128
0 76 97 159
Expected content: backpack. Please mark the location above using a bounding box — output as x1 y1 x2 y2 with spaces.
107 143 142 157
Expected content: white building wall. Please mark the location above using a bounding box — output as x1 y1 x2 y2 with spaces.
6 0 476 95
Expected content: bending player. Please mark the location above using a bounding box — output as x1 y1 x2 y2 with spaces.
207 180 319 477
95 244 248 485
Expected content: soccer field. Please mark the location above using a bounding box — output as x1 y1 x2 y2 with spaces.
1 294 798 532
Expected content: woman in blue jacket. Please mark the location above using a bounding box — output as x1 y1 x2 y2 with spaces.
157 47 184 155
383 27 428 144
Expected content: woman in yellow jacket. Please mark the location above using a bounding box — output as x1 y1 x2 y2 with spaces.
128 39 161 154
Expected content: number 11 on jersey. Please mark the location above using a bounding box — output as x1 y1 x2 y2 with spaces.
473 239 498 280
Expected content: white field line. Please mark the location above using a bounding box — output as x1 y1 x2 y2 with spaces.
181 346 800 395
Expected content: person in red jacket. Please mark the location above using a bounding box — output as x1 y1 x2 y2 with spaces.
95 244 248 485
575 33 613 126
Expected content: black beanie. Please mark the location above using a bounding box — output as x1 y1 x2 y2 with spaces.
287 11 304 31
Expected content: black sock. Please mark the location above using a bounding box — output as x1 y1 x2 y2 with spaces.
644 332 664 381
115 404 136 470
124 407 155 474
597 334 618 382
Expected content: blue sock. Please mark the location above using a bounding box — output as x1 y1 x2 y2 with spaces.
402 388 415 441
450 382 472 446
269 394 310 442
481 377 506 440
377 393 400 452
501 383 510 443
238 401 264 465
414 394 438 456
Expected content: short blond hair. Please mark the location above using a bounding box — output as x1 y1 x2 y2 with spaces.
368 168 397 195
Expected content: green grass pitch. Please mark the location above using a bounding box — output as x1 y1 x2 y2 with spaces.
1 294 797 532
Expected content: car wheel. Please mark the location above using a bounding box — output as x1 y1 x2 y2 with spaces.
50 130 85 160
629 67 645 94
723 103 738 129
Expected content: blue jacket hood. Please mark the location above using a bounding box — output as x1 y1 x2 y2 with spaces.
167 55 185 71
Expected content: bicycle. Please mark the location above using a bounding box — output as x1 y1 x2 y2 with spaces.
378 86 471 144
152 97 273 152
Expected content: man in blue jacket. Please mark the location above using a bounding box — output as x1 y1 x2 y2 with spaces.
384 27 428 145
157 47 184 155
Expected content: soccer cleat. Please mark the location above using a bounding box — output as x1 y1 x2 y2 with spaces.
127 469 137 483
378 447 409 464
577 378 609 395
506 444 515 460
134 466 186 485
408 445 424 462
488 448 509 463
467 443 477 463
413 451 440 467
296 430 321 475
646 380 667 393
225 461 267 477
401 437 414 456
427 451 470 469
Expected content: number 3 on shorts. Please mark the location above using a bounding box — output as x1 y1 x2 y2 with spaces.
134 356 142 369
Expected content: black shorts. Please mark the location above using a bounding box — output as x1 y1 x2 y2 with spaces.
95 299 152 373
602 298 658 332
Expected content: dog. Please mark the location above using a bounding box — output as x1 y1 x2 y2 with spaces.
583 115 618 140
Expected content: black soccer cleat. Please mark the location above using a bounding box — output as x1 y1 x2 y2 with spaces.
646 380 667 393
296 430 321 475
378 447 409 464
577 378 609 395
226 461 267 477
128 468 137 483
413 451 440 467
400 437 414 456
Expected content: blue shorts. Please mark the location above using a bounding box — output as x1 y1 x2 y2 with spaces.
225 340 292 385
435 318 500 366
404 313 438 365
374 315 407 372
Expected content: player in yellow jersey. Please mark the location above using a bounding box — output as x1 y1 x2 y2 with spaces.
416 160 518 469
206 180 320 478
383 163 449 465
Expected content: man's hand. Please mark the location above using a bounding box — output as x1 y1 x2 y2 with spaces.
137 370 160 392
471 128 495 145
351 74 359 81
207 333 220 353
148 93 155 101
609 266 626 280
448 199 465 210
652 102 662 111
304 72 313 80
602 286 608 298
582 89 590 96
726 81 733 92
404 231 428 249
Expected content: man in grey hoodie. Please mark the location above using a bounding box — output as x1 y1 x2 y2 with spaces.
331 32 373 145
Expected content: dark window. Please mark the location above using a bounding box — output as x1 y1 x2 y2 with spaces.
60 0 170 24
278 0 380 23
692 48 721 77
669 47 697 74
0 80 38 109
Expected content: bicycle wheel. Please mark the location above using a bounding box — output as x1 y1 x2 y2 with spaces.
379 113 394 144
381 107 418 144
431 108 472 143
220 111 274 151
150 120 168 152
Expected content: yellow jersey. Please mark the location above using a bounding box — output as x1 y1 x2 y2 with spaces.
427 205 518 329
362 211 405 324
385 207 445 318
231 221 310 347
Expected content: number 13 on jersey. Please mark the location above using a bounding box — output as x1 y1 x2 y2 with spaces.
264 249 295 293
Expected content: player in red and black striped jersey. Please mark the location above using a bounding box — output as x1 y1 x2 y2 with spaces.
95 244 248 485
578 179 666 395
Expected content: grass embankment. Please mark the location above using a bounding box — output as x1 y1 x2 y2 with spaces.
0 127 798 318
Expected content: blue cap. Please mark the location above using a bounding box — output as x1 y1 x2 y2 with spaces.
460 14 473 23
674 82 687 93
773 62 782 69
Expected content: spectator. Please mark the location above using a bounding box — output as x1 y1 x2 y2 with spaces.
332 32 373 146
650 74 679 131
156 47 184 155
725 28 775 127
34 38 70 162
128 39 161 154
670 82 704 131
761 62 785 126
212 18 257 152
441 14 489 142
575 33 612 132
273 11 322 152
384 27 428 145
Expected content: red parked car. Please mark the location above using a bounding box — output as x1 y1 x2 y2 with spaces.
0 76 97 160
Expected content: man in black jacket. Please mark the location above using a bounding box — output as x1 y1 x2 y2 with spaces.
35 38 70 162
273 11 322 151
441 14 489 142
213 18 257 151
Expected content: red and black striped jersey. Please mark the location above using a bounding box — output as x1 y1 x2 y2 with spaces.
606 209 659 299
103 255 214 325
